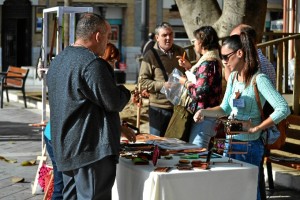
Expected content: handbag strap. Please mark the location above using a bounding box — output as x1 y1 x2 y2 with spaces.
151 48 168 81
253 74 265 120
253 74 270 146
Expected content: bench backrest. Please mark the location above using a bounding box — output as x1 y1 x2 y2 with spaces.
6 66 29 88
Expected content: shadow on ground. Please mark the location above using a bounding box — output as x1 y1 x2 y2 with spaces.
0 121 41 141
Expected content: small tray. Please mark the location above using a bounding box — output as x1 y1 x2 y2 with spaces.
121 143 154 151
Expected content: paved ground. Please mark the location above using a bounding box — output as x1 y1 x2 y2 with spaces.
0 102 44 200
0 92 299 199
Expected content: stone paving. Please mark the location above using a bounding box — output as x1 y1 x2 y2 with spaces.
0 102 44 199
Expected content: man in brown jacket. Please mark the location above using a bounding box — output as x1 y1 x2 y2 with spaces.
139 22 190 137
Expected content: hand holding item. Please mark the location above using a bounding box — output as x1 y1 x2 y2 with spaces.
141 89 150 98
163 81 172 89
179 76 187 85
176 52 186 67
194 109 205 122
247 124 260 134
176 52 191 70
121 125 136 143
131 87 149 107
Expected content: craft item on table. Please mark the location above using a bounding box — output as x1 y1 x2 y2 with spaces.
119 152 133 159
198 152 222 159
154 167 172 172
137 152 153 160
180 154 199 159
135 133 163 143
213 139 226 154
152 145 160 166
164 155 173 160
147 138 199 151
177 165 193 170
205 137 214 167
132 157 149 165
172 152 186 156
120 143 154 152
179 159 190 164
191 160 202 167
191 160 209 169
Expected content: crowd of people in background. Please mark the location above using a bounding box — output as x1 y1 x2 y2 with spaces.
42 11 290 200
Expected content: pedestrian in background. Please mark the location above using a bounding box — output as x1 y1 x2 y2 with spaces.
141 32 155 56
178 26 223 148
139 22 190 137
102 42 121 69
225 24 276 86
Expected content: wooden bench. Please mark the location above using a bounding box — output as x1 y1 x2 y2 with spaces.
264 114 300 189
0 66 29 108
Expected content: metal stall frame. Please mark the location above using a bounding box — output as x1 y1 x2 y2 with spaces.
41 6 93 122
32 6 93 195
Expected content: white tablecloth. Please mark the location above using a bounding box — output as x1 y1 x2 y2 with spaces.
112 154 258 200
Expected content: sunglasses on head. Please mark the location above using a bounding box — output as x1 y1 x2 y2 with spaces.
221 50 237 61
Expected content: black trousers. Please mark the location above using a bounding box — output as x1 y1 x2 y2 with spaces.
62 156 116 200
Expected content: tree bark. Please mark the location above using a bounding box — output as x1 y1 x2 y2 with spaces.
176 0 267 42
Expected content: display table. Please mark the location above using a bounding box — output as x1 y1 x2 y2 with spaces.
112 153 258 200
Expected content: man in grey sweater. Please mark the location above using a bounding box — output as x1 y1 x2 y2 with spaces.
47 13 131 200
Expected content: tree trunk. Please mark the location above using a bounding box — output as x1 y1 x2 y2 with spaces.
176 0 267 42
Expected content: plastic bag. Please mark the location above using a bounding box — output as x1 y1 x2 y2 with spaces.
160 68 184 105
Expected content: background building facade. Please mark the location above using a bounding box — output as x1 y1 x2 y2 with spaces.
0 0 294 82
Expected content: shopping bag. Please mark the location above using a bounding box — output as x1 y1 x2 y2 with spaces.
160 68 184 105
164 105 193 142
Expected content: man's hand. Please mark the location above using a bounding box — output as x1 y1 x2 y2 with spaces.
121 125 136 143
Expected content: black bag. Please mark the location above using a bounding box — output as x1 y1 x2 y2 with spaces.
164 105 193 142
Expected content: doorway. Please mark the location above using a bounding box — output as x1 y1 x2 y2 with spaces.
1 0 32 72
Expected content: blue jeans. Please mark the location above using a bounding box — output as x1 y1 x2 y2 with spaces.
149 106 173 137
44 135 64 200
189 117 217 148
223 138 265 200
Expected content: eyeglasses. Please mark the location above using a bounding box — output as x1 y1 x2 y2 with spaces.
191 39 196 44
221 50 237 61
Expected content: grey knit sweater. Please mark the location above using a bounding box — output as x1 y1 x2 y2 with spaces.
47 46 131 171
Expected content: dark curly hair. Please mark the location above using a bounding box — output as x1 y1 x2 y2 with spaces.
193 26 220 51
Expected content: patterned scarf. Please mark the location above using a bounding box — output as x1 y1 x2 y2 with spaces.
189 49 222 73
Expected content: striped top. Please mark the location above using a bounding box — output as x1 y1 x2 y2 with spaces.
258 49 276 86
